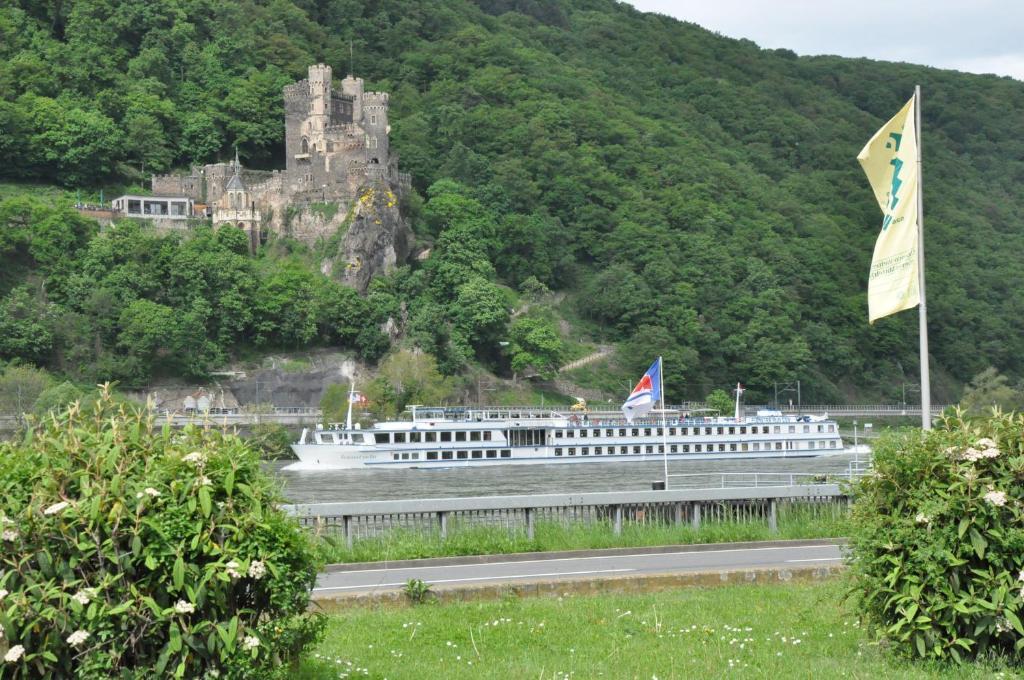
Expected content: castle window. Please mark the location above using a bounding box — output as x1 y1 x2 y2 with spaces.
301 138 309 154
371 114 377 125
372 136 378 149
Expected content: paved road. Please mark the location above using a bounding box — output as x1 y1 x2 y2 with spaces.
313 541 844 596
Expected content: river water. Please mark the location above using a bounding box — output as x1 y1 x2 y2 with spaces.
266 452 866 503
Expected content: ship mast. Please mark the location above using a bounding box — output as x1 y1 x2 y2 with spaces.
346 383 355 431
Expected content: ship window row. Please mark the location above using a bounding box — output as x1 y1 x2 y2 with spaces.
376 430 494 444
392 452 421 460
319 433 373 444
552 440 837 456
412 449 513 461
553 424 834 438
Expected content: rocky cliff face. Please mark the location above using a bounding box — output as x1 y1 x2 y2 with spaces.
319 184 413 293
226 353 358 407
260 181 412 293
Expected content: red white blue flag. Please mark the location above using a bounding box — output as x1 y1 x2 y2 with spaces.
622 358 661 422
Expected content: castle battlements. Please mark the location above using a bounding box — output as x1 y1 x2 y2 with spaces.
283 81 310 100
362 92 390 107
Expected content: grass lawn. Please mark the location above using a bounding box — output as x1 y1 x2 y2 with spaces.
298 581 1018 679
319 503 851 564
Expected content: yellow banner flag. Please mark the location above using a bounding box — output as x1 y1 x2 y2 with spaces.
857 96 920 323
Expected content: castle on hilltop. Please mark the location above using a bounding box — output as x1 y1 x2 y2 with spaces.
151 64 410 250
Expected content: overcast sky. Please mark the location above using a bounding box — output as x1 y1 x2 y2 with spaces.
627 1 1024 80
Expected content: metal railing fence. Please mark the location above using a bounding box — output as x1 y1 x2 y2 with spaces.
282 484 849 549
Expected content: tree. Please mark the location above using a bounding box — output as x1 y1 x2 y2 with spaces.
0 287 54 364
705 388 734 416
179 111 222 163
116 299 181 381
452 278 509 356
124 111 173 173
364 350 454 418
0 362 53 414
959 367 1021 415
22 95 122 185
507 316 563 379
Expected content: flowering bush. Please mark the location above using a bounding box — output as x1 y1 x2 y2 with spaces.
848 410 1024 662
0 387 323 678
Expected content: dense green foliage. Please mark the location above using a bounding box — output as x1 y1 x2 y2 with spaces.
0 388 324 677
1 0 1023 400
0 199 389 384
848 412 1024 662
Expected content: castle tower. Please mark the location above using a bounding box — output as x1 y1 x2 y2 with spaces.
212 156 263 252
306 64 333 152
341 74 364 123
361 91 390 170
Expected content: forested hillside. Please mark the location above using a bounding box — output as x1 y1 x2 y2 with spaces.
1 0 1022 402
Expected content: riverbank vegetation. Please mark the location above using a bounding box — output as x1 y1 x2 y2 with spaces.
298 580 1016 679
317 502 850 564
848 411 1024 662
2 1 1023 403
0 389 324 677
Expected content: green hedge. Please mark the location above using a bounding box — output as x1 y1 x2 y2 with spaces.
0 387 323 678
848 411 1024 662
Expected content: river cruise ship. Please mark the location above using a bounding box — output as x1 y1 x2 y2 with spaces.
291 403 844 469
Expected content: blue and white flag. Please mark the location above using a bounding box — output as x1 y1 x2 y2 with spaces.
622 358 661 422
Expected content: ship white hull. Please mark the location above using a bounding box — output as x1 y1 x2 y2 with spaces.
289 407 845 470
287 444 845 469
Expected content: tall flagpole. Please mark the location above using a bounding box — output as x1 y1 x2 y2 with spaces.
915 85 931 430
659 356 669 489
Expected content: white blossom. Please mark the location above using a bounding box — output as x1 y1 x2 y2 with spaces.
242 635 260 650
1018 569 1024 583
977 438 997 449
996 617 1012 634
226 560 242 579
0 589 7 601
2 529 17 542
0 622 4 639
4 645 24 663
961 448 983 462
66 630 90 647
196 475 212 487
174 600 195 614
981 447 1001 459
248 560 267 580
71 588 97 606
984 490 1008 507
0 515 12 524
182 451 207 466
43 501 70 516
144 487 160 497
914 512 931 525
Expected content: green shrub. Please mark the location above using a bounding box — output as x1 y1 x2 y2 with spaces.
0 386 323 678
847 410 1024 662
